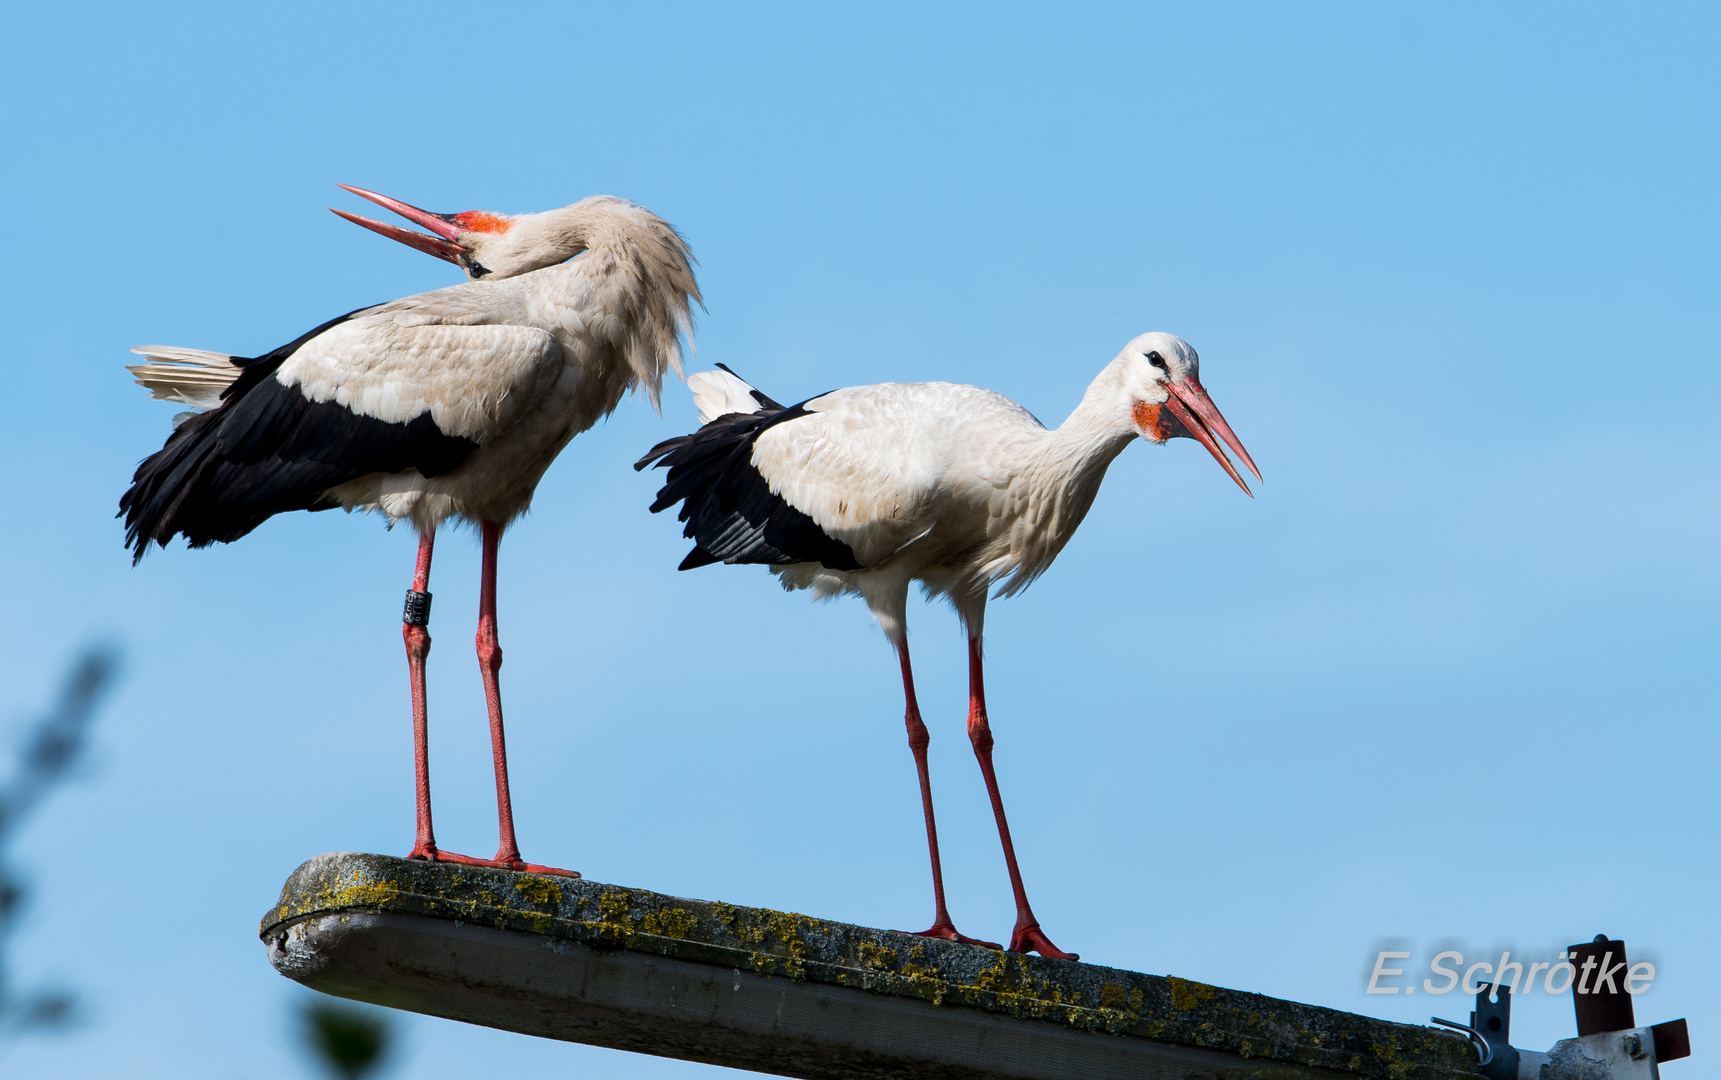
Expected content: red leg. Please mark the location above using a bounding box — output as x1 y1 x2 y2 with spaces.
474 520 523 866
895 637 1001 950
472 520 577 877
967 636 1077 960
398 525 574 876
403 528 439 861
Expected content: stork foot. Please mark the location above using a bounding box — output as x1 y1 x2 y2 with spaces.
1009 921 1078 960
407 846 580 878
904 921 1002 950
515 860 580 879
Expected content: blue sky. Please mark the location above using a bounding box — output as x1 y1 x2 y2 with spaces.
2 2 1716 1075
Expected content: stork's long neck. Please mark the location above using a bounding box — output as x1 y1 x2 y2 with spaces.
523 202 698 407
983 364 1137 595
1036 361 1140 502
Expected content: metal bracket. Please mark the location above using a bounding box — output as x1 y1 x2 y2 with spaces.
1430 935 1690 1079
1432 983 1519 1080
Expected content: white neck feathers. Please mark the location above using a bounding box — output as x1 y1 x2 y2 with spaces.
534 200 701 409
979 361 1139 596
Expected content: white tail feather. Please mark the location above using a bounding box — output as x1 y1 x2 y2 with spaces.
688 368 767 425
127 345 242 411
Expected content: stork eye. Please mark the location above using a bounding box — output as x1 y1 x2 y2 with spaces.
1146 350 1168 371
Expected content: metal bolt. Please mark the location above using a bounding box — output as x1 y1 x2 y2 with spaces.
1623 1034 1643 1058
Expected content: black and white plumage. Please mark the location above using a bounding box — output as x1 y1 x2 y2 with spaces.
121 308 478 555
641 372 860 572
638 335 1259 958
124 191 699 557
122 187 701 876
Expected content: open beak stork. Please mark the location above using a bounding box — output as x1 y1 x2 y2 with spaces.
637 334 1258 957
330 185 518 278
123 185 700 877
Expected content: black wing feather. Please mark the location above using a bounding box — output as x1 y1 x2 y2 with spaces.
636 392 861 572
120 307 479 562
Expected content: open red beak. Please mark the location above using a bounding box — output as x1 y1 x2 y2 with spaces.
330 184 467 266
1159 375 1261 497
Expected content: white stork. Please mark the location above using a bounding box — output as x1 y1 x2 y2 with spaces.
637 335 1258 957
122 186 700 876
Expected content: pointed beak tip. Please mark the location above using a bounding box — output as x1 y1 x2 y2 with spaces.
1228 465 1253 498
1167 377 1261 496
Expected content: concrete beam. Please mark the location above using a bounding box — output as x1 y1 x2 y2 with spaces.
262 852 1481 1080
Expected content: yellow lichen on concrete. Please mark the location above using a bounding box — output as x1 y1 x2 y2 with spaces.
1370 1033 1418 1080
1168 975 1219 1011
856 943 898 971
598 891 632 922
638 907 698 940
899 962 948 1006
586 889 639 948
275 874 403 923
513 875 563 906
1085 979 1146 1033
959 952 1100 1028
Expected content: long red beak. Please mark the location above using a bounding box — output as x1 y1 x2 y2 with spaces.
1160 375 1261 497
330 184 466 265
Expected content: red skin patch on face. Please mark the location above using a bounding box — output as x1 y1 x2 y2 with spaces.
1132 399 1191 442
451 210 512 234
1132 400 1170 441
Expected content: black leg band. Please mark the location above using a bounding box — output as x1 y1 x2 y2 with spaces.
403 590 433 626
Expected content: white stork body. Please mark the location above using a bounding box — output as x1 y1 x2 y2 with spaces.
126 194 696 546
746 378 1131 633
124 189 699 876
641 334 1259 957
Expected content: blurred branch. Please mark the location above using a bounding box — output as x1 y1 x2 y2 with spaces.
0 645 119 1037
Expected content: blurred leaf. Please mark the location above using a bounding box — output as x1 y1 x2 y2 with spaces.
303 1001 391 1080
19 992 74 1029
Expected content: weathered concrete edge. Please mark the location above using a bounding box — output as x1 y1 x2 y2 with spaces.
277 911 1356 1080
260 852 1480 1080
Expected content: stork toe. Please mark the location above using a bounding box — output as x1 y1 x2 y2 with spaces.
907 922 1003 951
517 861 580 879
406 847 579 878
1009 922 1078 961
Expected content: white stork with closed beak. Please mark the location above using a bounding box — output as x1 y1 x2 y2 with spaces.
638 335 1258 957
122 186 700 876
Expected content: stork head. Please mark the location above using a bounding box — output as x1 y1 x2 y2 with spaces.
330 185 606 280
1117 332 1261 496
